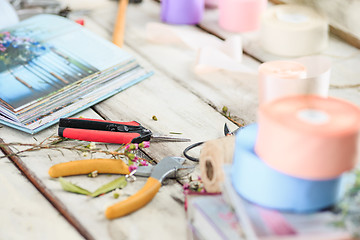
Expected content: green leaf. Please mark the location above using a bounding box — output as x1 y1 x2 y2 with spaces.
90 176 127 197
59 177 91 195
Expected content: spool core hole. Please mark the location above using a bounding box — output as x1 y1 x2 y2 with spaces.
205 160 214 181
297 109 329 125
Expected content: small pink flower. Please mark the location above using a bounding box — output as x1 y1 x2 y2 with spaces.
140 160 148 166
183 183 190 190
128 164 138 172
139 141 150 148
128 143 138 150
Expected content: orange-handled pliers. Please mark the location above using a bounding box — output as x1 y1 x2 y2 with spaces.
105 157 188 219
49 157 190 219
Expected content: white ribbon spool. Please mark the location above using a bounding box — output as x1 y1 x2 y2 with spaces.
260 5 328 57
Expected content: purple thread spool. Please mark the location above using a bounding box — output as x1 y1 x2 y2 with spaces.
161 0 205 25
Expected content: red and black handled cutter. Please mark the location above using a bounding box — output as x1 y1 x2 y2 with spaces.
58 118 190 144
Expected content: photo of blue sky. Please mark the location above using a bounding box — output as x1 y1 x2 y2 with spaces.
0 18 99 110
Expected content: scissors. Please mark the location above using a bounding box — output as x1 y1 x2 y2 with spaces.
58 118 190 144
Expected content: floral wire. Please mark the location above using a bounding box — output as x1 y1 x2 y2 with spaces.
183 141 204 162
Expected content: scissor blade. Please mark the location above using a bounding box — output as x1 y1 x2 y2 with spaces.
224 123 231 136
223 123 243 136
151 134 190 142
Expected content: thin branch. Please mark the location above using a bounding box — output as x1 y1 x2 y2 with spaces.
0 142 126 159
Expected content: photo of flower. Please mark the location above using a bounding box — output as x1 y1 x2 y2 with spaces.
0 28 99 110
0 31 47 71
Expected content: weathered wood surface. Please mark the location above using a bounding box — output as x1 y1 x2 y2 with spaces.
90 0 261 126
0 1 238 239
0 142 83 240
0 0 359 239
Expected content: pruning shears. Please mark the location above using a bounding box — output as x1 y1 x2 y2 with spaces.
58 118 190 144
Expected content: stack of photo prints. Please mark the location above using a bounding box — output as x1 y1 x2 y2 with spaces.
0 14 152 134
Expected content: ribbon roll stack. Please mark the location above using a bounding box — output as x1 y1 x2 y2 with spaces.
258 56 331 105
219 0 267 32
256 95 360 180
161 0 204 25
230 97 360 212
260 5 328 56
232 124 346 213
228 55 360 213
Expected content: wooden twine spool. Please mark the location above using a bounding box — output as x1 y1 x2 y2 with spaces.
199 136 235 193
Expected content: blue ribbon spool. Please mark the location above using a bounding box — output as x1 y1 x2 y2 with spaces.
231 124 345 213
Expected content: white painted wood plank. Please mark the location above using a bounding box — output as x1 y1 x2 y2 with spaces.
88 0 262 125
68 9 240 158
0 151 84 240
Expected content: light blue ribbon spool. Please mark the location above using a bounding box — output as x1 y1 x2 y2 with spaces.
231 123 345 213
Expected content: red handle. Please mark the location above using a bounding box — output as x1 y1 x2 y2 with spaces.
61 128 141 144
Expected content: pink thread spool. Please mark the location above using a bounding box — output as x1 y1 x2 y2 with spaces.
161 0 205 25
219 0 267 32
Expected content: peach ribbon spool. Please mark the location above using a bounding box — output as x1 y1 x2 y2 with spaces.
260 5 328 56
258 56 331 105
255 95 360 180
218 0 267 32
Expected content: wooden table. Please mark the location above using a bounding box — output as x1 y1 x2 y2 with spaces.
1 1 359 239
